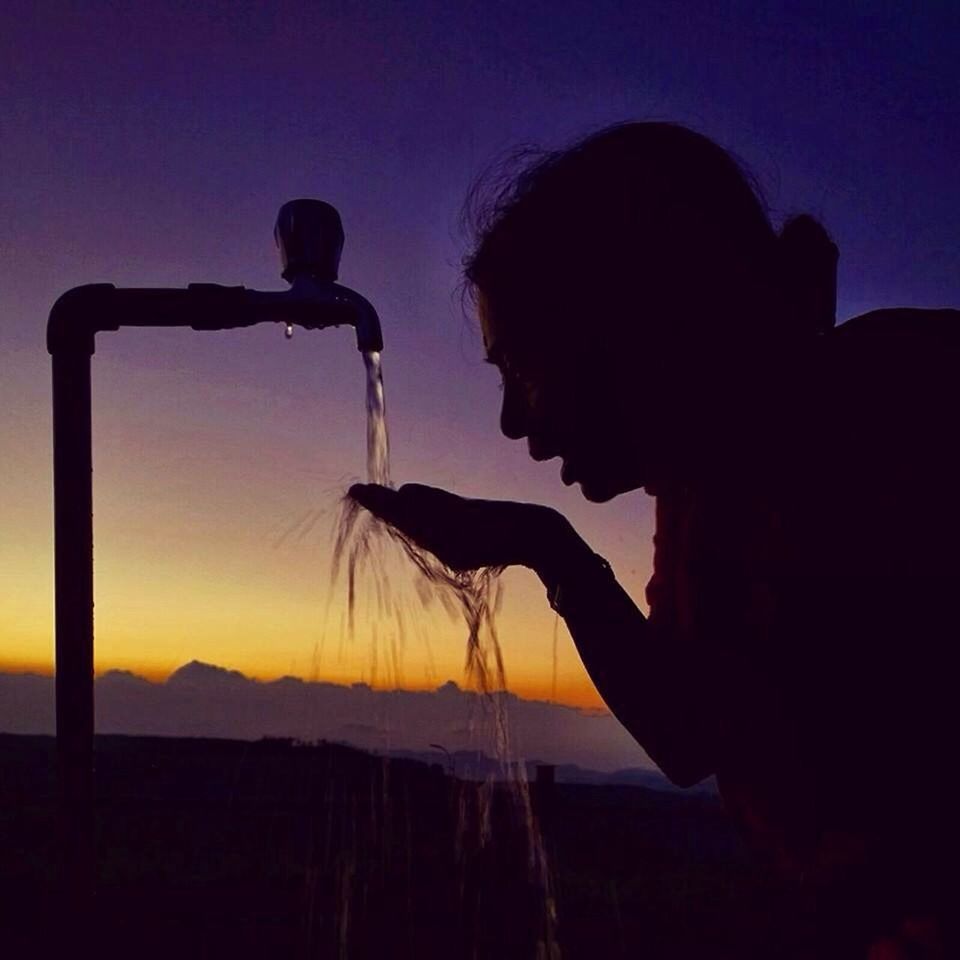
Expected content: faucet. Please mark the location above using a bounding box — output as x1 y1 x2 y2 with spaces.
48 199 383 353
46 200 382 920
266 199 383 351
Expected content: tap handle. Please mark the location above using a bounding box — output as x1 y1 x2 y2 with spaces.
274 199 344 283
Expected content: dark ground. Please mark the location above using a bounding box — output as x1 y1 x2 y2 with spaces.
0 733 795 959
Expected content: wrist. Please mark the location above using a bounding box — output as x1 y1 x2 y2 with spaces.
540 542 616 619
524 512 600 589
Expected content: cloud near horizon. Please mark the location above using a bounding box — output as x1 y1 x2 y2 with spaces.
0 660 657 775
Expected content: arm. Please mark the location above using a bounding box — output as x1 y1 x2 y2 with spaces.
347 481 748 787
530 520 726 788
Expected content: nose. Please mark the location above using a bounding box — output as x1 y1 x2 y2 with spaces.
500 378 528 440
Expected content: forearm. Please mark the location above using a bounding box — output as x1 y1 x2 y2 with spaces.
530 526 723 787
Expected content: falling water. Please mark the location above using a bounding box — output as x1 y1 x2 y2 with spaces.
363 350 391 488
321 350 559 958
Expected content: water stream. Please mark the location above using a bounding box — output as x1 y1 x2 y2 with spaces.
320 350 559 957
363 350 391 488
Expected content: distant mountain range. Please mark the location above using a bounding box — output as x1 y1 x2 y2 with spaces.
0 661 714 790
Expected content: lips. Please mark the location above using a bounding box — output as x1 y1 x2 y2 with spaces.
527 437 559 462
527 435 580 485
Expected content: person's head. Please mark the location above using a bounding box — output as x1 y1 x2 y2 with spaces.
462 121 837 501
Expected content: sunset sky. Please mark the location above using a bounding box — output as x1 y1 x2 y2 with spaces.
2 1 958 711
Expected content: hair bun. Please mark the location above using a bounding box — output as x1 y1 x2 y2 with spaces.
776 215 839 335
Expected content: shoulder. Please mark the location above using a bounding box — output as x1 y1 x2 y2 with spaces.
825 306 960 380
791 306 960 577
814 306 960 442
832 306 960 340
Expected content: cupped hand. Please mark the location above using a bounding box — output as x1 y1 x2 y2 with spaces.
348 482 565 573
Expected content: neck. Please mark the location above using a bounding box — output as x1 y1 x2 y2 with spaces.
656 343 806 496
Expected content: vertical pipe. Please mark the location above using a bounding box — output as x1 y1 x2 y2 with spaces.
51 344 95 922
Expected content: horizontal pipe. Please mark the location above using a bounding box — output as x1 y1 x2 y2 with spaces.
47 278 382 356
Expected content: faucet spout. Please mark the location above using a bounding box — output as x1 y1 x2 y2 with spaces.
243 275 383 353
330 283 383 354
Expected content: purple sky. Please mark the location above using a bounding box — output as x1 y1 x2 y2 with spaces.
2 1 958 708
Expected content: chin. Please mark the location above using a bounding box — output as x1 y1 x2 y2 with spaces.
578 475 631 503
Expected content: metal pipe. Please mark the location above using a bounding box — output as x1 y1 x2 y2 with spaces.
51 344 95 919
47 198 382 920
47 279 383 355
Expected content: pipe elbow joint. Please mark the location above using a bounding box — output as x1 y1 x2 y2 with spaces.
47 284 117 355
347 296 383 354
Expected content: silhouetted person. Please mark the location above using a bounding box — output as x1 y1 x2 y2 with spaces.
351 122 959 958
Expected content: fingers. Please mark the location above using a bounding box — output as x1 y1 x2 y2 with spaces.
347 483 541 571
397 483 466 514
349 482 449 531
349 482 466 558
352 482 461 511
348 483 399 521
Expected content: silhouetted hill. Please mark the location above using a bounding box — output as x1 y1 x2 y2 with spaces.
166 658 251 686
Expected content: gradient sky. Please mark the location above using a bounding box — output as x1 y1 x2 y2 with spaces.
2 1 958 709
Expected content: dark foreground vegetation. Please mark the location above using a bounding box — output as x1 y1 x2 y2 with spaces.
0 733 792 959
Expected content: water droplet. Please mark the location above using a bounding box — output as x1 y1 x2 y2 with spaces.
284 322 294 339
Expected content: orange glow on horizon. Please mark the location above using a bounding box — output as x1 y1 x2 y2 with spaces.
0 655 608 711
